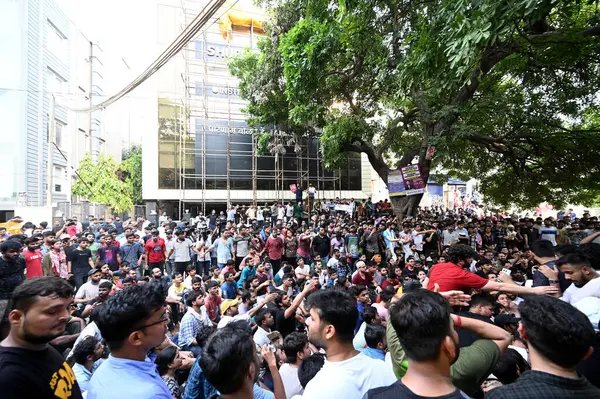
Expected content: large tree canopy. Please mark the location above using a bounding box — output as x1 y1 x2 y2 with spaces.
230 0 600 217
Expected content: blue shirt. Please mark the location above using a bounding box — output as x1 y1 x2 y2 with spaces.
362 347 386 361
221 281 237 299
356 302 365 333
72 363 93 392
87 355 172 399
238 266 256 289
184 358 219 399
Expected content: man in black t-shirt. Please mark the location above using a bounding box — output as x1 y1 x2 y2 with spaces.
274 281 315 338
312 227 331 261
67 238 94 290
0 277 83 399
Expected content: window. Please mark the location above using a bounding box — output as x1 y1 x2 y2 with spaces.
55 120 64 148
46 21 67 60
46 68 66 94
53 166 66 193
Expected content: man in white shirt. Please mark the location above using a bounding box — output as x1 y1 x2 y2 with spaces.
295 258 310 282
253 308 275 347
302 290 396 399
279 332 311 399
327 249 340 269
556 251 600 313
399 225 414 259
217 294 276 329
442 225 460 247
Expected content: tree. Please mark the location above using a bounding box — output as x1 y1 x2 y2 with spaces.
119 145 143 205
72 148 143 213
72 154 133 213
230 0 600 217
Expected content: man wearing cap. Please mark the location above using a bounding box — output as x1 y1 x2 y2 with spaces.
74 269 112 305
217 293 277 328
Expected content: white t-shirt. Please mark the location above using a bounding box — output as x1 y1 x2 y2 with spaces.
295 264 310 279
399 231 413 257
327 257 339 269
561 277 600 305
279 363 303 399
353 322 367 350
302 352 396 399
254 326 272 347
412 231 424 251
217 312 251 329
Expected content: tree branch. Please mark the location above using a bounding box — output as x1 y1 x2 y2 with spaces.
342 139 390 183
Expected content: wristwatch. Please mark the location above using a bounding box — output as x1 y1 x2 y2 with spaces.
549 279 559 284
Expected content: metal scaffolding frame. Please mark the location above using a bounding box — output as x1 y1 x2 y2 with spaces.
171 0 342 211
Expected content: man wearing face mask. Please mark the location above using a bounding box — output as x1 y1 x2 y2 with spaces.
201 320 285 399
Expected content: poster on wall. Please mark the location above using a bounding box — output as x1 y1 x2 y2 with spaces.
388 169 406 197
401 164 426 196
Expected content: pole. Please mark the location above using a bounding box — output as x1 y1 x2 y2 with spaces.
47 95 55 207
88 41 94 155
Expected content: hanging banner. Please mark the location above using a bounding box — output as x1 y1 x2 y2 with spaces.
401 164 426 196
388 169 406 197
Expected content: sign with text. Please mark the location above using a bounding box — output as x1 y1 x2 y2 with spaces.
195 119 254 135
401 164 426 196
388 169 406 197
196 83 241 98
195 41 247 63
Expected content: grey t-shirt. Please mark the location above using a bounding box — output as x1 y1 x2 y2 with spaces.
172 239 192 262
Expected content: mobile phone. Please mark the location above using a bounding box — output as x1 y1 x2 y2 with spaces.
501 268 512 276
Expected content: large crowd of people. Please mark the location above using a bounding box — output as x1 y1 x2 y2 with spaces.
0 199 600 399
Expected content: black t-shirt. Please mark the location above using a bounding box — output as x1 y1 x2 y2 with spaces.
312 235 330 258
364 380 468 399
67 248 92 273
423 232 439 253
275 308 296 338
0 345 83 399
456 311 493 347
0 257 25 300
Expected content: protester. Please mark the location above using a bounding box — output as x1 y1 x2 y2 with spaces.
87 283 172 398
201 320 285 399
72 335 104 392
280 332 311 398
302 289 396 398
0 277 83 398
0 240 26 339
486 295 600 398
154 346 184 399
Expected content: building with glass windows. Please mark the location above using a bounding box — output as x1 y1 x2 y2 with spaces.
143 0 375 218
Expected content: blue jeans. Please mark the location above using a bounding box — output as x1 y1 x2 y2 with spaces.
217 263 226 271
197 260 210 276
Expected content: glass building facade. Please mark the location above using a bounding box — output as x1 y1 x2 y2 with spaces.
154 0 363 209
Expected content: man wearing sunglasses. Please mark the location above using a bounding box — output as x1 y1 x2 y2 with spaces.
87 283 172 399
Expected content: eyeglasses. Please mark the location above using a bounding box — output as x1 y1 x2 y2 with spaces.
135 312 169 331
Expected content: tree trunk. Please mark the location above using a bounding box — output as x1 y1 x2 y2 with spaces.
390 194 422 220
